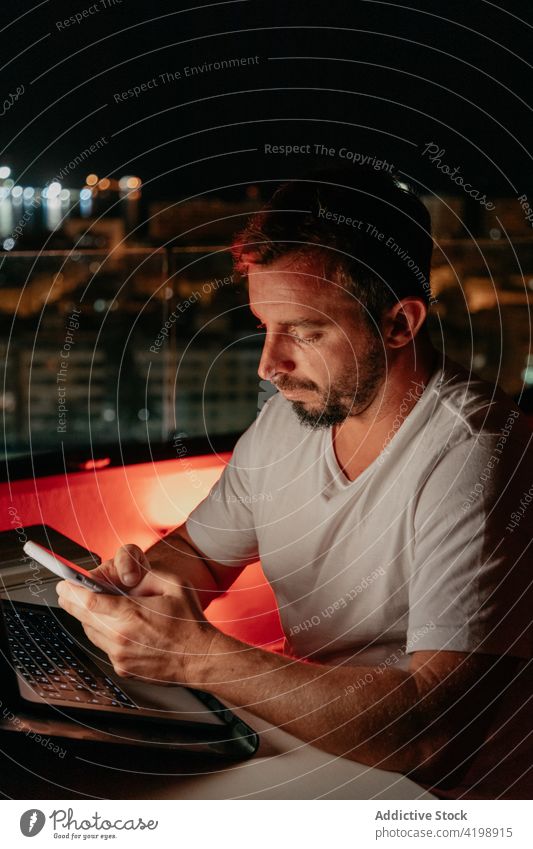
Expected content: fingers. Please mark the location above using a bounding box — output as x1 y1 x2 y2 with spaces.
92 544 150 590
56 580 127 624
83 618 134 680
58 584 135 673
115 544 150 587
82 622 114 656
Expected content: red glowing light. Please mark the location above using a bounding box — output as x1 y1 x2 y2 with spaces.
80 457 111 471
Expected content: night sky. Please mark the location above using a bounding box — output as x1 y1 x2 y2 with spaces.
1 0 533 203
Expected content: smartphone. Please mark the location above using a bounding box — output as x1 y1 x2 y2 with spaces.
23 540 123 595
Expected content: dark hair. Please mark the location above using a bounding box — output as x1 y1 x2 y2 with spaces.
232 168 433 328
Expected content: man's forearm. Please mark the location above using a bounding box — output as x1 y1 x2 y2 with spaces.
188 629 431 774
145 527 221 608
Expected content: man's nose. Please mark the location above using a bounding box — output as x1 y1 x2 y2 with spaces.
257 331 295 381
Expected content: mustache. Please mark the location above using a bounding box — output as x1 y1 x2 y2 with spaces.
271 377 317 392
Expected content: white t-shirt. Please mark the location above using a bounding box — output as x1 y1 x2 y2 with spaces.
186 354 533 798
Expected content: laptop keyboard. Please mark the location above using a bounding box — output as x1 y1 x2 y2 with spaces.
4 605 138 710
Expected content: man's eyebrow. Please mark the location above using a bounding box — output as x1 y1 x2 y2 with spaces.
279 318 330 328
250 312 330 328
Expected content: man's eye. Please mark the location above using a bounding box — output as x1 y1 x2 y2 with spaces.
255 323 319 345
290 333 320 346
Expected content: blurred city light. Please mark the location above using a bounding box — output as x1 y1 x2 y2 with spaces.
119 175 141 191
47 181 62 199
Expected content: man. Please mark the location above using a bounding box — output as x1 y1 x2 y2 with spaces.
57 170 533 799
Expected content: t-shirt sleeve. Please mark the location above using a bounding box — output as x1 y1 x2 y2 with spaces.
407 431 533 659
185 416 261 569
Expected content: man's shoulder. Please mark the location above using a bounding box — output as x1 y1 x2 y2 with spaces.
412 358 533 503
428 356 531 445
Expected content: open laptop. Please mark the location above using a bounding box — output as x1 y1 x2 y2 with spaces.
0 597 259 759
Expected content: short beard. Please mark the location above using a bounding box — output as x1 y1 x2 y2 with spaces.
289 339 386 430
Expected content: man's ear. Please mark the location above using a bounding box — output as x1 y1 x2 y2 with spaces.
382 298 428 349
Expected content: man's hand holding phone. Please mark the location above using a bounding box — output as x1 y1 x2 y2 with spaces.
48 542 211 685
